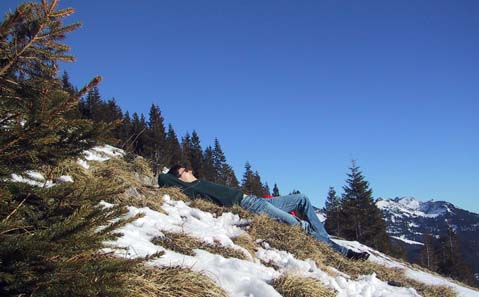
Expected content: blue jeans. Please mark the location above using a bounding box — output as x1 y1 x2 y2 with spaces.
240 194 348 255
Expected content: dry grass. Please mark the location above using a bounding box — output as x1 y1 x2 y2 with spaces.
130 156 154 178
46 153 463 297
189 198 254 219
232 233 258 259
127 265 227 297
248 215 321 260
157 187 191 202
272 274 336 297
113 187 166 213
152 231 248 260
246 214 458 297
89 158 145 189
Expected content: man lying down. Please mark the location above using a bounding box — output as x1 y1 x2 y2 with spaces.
158 164 369 261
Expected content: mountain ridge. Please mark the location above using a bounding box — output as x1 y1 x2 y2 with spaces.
376 196 479 286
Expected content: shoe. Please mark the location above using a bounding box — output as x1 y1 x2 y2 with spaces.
346 249 370 261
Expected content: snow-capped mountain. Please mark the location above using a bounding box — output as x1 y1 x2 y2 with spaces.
377 197 479 284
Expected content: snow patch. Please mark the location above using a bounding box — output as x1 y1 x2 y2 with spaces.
391 235 424 246
103 195 479 297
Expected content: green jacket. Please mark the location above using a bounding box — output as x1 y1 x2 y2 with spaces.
157 174 244 207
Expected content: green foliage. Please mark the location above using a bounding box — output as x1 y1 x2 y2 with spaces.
211 138 239 188
324 186 342 236
339 161 390 252
418 234 439 271
164 123 182 167
188 130 203 177
272 183 280 197
241 162 265 196
144 104 166 175
435 227 476 286
0 1 150 296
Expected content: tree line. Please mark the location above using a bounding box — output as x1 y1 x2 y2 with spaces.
62 73 283 197
418 229 476 286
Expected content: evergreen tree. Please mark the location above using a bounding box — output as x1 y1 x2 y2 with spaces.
61 71 82 119
145 104 166 175
212 138 227 183
103 98 123 141
82 86 103 121
119 111 134 151
263 182 271 196
223 164 240 189
419 234 438 271
212 138 239 188
241 162 255 195
189 130 203 178
164 124 181 167
241 163 264 196
61 71 75 93
201 146 216 181
289 189 301 195
180 132 193 169
324 186 342 236
104 98 123 123
253 171 265 196
130 112 148 155
272 183 280 196
436 227 475 285
0 2 145 295
340 161 390 252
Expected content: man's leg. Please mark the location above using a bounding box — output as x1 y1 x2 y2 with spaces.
267 194 348 255
240 195 300 226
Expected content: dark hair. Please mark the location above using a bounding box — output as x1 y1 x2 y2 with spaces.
167 164 183 178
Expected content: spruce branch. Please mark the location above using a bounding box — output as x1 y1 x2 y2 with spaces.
2 193 31 223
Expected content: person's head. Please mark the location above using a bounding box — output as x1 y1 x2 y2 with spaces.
167 164 197 182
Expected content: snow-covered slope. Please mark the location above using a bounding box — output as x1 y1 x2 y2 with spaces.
18 146 476 296
107 196 479 297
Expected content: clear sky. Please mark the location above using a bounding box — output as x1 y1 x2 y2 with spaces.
2 0 478 212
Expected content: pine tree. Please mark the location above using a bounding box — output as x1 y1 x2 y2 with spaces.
436 227 475 285
180 132 193 169
145 104 166 175
104 98 123 123
212 138 227 183
241 163 264 196
340 161 390 252
164 124 181 167
253 171 265 196
189 130 203 178
61 71 76 96
419 234 438 271
222 163 240 189
272 183 280 196
98 97 123 142
82 86 103 121
324 186 342 236
119 111 134 151
0 2 145 295
241 162 255 195
212 138 239 188
130 112 147 155
263 182 271 196
201 146 216 181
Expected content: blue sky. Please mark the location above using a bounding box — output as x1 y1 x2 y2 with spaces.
2 0 478 212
